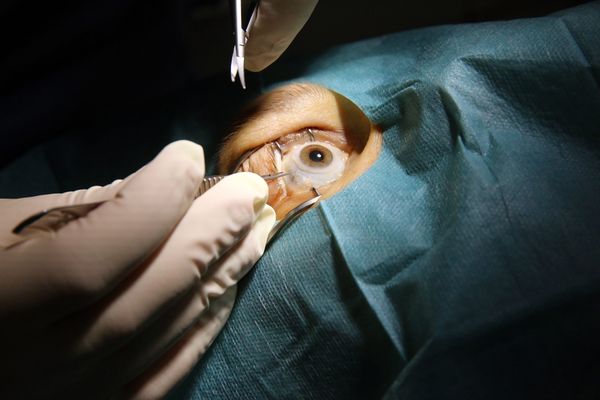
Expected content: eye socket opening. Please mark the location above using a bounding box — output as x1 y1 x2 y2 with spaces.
218 83 382 220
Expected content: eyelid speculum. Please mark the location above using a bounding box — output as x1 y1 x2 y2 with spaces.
233 129 349 186
231 128 349 220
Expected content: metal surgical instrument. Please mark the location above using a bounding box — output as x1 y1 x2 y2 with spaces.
267 188 321 244
230 0 259 89
197 172 322 245
12 173 289 238
230 145 324 243
196 171 288 197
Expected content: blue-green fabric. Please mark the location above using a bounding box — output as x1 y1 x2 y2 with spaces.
172 3 600 399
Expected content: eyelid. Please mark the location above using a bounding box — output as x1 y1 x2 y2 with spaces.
276 128 350 154
218 83 375 176
234 116 344 156
231 128 346 173
219 83 383 221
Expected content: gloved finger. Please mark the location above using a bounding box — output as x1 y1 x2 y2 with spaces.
0 140 205 328
244 0 319 72
80 202 273 385
199 203 275 303
52 172 270 362
0 179 126 249
118 287 237 400
73 284 207 399
4 276 200 399
91 287 236 400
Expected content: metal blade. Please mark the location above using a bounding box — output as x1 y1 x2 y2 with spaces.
237 56 246 89
267 189 321 244
230 47 238 81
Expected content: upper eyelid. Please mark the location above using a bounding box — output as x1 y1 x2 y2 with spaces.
305 128 316 142
231 87 331 143
274 128 316 147
237 128 316 157
232 129 343 174
219 85 355 174
236 127 319 158
279 128 347 150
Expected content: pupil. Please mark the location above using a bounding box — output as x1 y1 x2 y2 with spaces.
309 150 324 162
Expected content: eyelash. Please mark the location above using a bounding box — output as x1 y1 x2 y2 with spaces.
304 128 317 142
233 128 349 205
235 128 323 172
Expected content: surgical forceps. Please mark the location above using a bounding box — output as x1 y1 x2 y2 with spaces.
267 188 321 243
197 172 322 243
187 170 314 244
231 145 323 243
12 172 289 239
230 0 259 89
15 146 323 244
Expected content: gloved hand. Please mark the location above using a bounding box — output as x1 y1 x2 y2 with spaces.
245 0 319 72
0 141 275 399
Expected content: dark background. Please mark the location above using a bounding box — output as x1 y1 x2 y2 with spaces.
0 0 591 193
185 0 589 79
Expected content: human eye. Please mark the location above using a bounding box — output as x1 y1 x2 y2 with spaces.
280 129 348 188
234 128 351 211
218 83 382 219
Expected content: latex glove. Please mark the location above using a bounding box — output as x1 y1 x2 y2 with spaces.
0 141 275 400
245 0 319 72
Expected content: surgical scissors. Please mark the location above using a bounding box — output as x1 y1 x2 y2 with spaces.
230 0 259 89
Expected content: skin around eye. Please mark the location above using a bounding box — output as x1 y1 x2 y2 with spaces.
235 130 349 215
219 83 382 220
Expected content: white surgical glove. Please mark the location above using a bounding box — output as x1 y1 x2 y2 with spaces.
245 0 319 72
0 140 275 399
